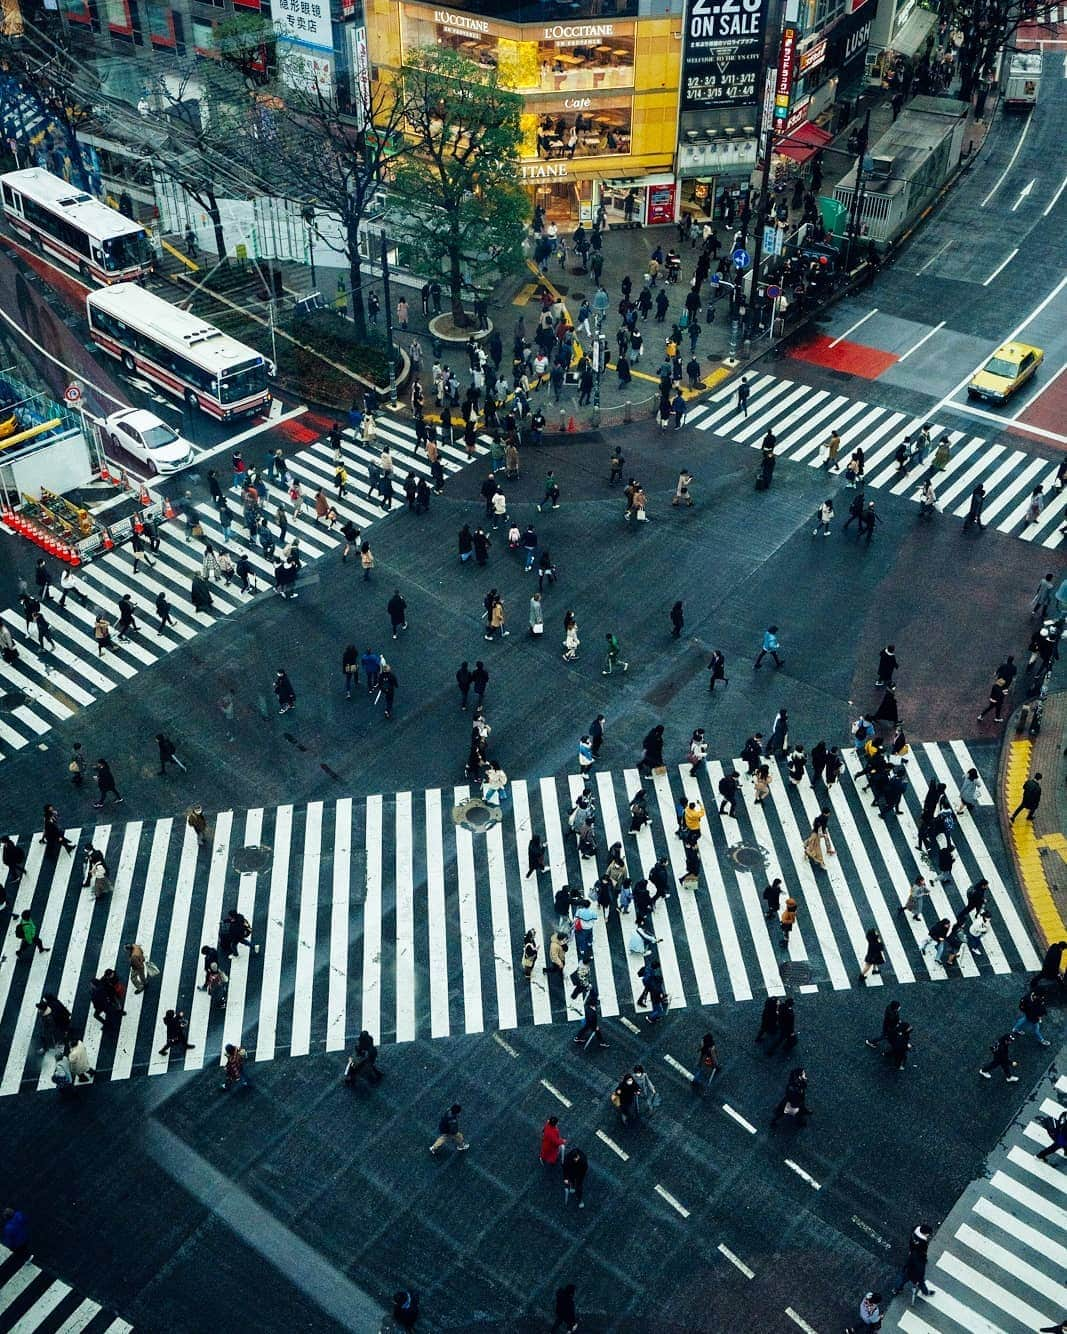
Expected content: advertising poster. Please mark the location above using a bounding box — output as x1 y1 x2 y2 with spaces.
681 0 767 110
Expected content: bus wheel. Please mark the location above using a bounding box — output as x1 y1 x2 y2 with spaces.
121 352 135 372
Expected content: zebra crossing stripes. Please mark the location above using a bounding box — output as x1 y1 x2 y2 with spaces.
0 415 489 762
687 372 1066 546
0 1249 132 1333
892 1076 1067 1334
0 741 1038 1096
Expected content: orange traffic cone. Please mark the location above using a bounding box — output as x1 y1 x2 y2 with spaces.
69 550 81 567
99 464 111 484
133 514 144 534
567 415 576 432
138 483 150 507
164 496 176 520
102 530 114 551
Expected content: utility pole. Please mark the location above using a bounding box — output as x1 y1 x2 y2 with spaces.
744 10 784 341
380 230 398 407
591 283 609 427
844 107 872 272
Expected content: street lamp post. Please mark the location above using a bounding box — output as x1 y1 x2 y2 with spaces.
591 284 609 427
379 229 398 408
844 107 872 273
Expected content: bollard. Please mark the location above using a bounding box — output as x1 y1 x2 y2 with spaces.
624 399 632 423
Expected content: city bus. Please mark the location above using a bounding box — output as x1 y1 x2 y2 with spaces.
0 167 153 284
85 284 273 420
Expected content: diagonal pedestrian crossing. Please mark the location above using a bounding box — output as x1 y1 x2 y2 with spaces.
687 373 1067 547
0 1246 133 1332
0 414 490 762
891 1073 1067 1334
0 740 1039 1096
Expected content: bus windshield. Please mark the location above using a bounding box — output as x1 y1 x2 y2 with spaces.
219 359 269 404
102 231 153 273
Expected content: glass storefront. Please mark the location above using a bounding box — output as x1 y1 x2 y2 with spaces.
524 98 633 159
399 8 635 93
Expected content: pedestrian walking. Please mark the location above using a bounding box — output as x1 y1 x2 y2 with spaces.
762 878 783 920
274 669 296 714
670 600 684 637
890 1224 936 1300
779 897 798 951
822 428 841 470
156 732 187 776
865 999 902 1052
979 1032 1019 1082
387 589 408 640
813 498 834 536
551 1286 579 1334
964 484 986 531
1012 988 1050 1046
220 1042 251 1091
737 376 750 416
898 875 929 921
92 758 123 809
1024 484 1045 526
343 1030 384 1087
602 632 628 675
572 986 609 1050
706 649 728 692
858 928 885 981
754 996 780 1044
770 1066 810 1126
803 808 834 869
691 1031 721 1093
754 625 783 669
520 929 538 980
1010 771 1042 822
540 1115 567 1166
429 1103 469 1155
562 1147 588 1208
158 1008 193 1056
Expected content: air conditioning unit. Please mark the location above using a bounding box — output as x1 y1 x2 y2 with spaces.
870 155 894 177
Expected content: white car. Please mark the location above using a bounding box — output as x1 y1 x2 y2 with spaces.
104 408 194 474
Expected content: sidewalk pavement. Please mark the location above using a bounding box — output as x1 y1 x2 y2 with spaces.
1000 680 1067 950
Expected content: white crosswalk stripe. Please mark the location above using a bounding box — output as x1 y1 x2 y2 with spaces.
0 741 1037 1095
0 416 490 761
890 1076 1067 1333
687 373 1066 546
0 1249 133 1332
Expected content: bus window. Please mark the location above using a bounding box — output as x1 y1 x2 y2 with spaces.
103 231 152 273
219 360 269 404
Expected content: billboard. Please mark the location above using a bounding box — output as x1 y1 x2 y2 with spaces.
681 0 767 110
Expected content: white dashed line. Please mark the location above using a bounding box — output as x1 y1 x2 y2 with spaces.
784 1159 821 1190
540 1079 572 1108
798 983 819 994
785 1307 819 1333
492 1033 518 1058
663 1053 694 1080
717 1243 754 1278
655 1184 691 1218
618 1015 641 1034
596 1129 629 1161
722 1103 758 1134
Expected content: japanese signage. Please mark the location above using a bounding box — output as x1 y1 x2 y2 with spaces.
681 0 767 110
773 25 797 122
280 40 335 90
348 24 371 126
275 0 331 51
784 94 810 133
798 38 826 75
829 3 876 82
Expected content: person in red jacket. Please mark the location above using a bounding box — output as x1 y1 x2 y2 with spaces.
540 1115 567 1166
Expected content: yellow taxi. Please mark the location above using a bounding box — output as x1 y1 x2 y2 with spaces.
967 341 1044 403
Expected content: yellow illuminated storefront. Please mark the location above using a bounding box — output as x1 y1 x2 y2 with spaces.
364 0 681 222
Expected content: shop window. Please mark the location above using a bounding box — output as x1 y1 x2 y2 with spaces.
102 0 132 33
146 0 175 45
60 0 91 23
527 100 632 159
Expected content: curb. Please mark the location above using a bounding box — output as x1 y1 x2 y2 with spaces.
998 726 1067 951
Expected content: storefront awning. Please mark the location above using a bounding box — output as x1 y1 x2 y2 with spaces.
774 123 833 164
888 6 937 58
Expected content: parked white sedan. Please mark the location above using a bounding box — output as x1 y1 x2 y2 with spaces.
104 408 194 473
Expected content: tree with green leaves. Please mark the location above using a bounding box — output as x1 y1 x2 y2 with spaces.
942 0 1057 102
392 48 528 327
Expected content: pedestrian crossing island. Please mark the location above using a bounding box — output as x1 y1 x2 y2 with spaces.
0 741 1039 1096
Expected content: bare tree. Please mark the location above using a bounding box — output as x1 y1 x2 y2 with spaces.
939 0 1058 101
261 55 413 339
0 24 94 189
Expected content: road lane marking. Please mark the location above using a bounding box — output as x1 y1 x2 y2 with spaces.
785 1308 820 1333
1043 172 1067 215
982 250 1018 285
540 1079 572 1107
655 1184 690 1218
898 320 946 358
492 1033 518 1057
852 1214 893 1249
829 308 877 348
663 1053 693 1079
981 114 1034 206
718 1243 754 1277
618 1015 641 1034
944 399 1067 446
722 1103 758 1134
784 1159 821 1189
916 238 953 274
596 1129 629 1161
1010 179 1036 211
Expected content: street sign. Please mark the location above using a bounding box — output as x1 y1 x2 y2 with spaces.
767 284 781 298
63 384 82 404
732 248 750 269
711 272 720 284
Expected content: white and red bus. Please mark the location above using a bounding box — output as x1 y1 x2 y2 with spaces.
1 167 153 284
86 284 273 420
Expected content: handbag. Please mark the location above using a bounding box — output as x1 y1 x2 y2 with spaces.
146 960 160 978
610 1091 622 1108
532 622 544 635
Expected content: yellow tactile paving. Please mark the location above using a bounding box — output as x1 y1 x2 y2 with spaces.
1005 739 1067 948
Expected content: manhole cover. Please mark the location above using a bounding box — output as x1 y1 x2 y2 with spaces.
452 797 502 834
728 843 768 871
231 844 273 873
0 689 27 713
780 962 813 987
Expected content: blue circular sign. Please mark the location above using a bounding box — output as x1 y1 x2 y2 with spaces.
732 248 750 269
